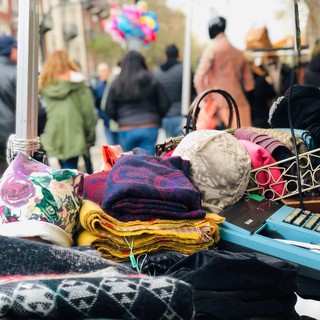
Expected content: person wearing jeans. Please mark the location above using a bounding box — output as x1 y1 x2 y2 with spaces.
105 50 170 155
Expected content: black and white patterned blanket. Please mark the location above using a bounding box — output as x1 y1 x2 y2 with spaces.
0 236 195 319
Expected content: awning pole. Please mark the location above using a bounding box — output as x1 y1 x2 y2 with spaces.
181 0 192 116
16 0 39 142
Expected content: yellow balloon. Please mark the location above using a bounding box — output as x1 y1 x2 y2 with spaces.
140 16 155 30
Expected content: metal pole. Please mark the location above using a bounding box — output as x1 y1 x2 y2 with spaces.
292 0 301 66
16 0 39 141
181 0 192 116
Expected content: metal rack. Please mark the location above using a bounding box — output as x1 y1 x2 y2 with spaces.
245 147 320 201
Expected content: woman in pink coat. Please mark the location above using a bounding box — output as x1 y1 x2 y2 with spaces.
194 16 255 129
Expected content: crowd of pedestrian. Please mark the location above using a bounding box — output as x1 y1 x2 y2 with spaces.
0 14 318 174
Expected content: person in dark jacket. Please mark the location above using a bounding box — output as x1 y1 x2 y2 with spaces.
154 44 196 138
105 50 170 155
90 62 118 146
0 34 46 177
250 62 276 128
304 38 320 88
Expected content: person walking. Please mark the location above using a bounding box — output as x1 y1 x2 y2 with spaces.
39 50 96 170
194 16 255 129
304 38 320 88
154 44 196 138
0 34 47 177
105 50 170 155
90 62 118 146
249 62 276 128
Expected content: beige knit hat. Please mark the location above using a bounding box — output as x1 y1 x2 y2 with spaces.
172 130 251 213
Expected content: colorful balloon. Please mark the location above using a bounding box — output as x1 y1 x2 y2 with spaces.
102 1 159 47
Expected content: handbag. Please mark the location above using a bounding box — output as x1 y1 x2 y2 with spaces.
156 89 241 156
245 26 272 50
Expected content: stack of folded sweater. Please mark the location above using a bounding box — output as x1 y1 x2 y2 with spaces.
79 153 224 263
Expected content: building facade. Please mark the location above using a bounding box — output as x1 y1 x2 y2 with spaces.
0 0 108 76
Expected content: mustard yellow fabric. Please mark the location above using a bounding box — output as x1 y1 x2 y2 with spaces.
77 200 225 262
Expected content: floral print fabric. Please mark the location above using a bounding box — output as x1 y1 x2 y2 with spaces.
0 152 84 244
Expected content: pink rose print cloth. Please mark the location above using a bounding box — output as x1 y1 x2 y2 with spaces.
0 152 84 247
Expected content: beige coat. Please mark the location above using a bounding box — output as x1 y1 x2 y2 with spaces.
194 33 254 128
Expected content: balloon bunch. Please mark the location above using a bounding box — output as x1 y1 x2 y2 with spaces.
102 1 159 47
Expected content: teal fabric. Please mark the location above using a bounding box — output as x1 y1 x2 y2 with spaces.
40 79 96 161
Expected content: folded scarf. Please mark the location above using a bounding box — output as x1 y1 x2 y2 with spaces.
101 154 206 221
80 200 222 241
78 229 217 262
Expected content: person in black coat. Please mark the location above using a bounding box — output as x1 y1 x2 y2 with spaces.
250 62 276 128
154 44 196 138
304 38 320 88
105 50 170 155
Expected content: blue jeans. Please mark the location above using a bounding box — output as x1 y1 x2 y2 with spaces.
104 126 119 146
59 156 79 169
162 116 183 138
119 127 159 155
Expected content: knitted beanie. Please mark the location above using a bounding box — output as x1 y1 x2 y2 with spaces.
0 34 17 57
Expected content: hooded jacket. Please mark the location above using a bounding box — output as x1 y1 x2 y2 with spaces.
40 72 96 160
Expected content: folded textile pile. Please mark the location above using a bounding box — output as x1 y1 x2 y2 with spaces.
0 262 194 319
166 250 301 320
77 200 223 262
101 154 206 221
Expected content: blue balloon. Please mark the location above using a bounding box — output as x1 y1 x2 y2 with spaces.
117 14 131 33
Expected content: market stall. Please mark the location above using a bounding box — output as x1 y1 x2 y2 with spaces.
0 0 319 319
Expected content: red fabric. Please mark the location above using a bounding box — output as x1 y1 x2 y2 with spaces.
239 140 286 198
84 170 110 206
101 145 123 171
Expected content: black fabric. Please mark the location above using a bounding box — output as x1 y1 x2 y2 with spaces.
165 250 300 319
139 251 186 276
268 84 320 147
194 294 298 320
166 250 298 292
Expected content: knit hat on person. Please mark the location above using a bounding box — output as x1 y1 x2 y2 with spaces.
0 34 17 57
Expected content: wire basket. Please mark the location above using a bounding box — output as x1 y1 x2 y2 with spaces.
245 147 320 201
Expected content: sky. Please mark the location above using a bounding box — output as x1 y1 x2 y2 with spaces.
165 0 309 50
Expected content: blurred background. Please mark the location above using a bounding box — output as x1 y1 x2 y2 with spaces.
0 0 319 78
